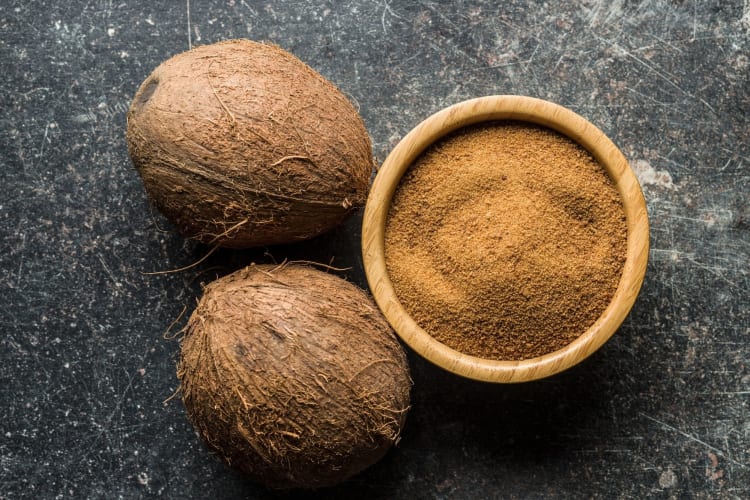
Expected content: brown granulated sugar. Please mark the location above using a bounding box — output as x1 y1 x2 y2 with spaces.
385 122 627 361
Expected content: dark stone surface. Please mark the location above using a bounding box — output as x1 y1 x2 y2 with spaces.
1 1 748 498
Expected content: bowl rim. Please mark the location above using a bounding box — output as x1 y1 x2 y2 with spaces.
361 95 650 383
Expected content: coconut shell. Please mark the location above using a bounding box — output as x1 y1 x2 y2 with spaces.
126 39 373 248
177 264 411 489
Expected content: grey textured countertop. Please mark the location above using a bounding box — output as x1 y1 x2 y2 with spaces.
1 1 748 498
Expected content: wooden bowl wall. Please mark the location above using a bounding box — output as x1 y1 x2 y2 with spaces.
361 95 649 383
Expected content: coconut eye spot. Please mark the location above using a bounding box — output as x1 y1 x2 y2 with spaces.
136 78 159 110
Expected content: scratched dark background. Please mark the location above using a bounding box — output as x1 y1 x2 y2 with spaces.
1 1 748 498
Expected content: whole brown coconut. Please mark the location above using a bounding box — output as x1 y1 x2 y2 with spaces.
177 264 411 489
126 39 373 248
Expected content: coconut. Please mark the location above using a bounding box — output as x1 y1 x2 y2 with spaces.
177 264 411 489
126 39 373 248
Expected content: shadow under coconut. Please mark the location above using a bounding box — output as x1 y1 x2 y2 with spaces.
181 209 368 290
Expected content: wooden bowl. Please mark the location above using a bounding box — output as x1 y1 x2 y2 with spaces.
361 95 649 383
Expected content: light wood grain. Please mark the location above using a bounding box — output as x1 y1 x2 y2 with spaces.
362 95 649 383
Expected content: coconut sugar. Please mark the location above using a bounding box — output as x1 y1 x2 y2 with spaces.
384 122 627 361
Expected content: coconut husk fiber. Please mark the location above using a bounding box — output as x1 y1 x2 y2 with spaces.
127 39 373 248
177 264 411 489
